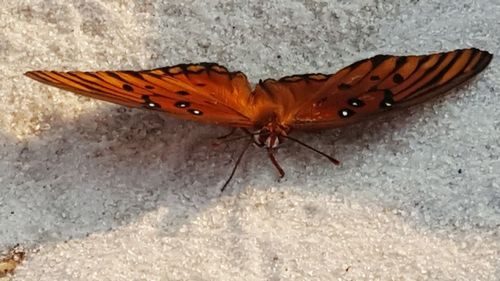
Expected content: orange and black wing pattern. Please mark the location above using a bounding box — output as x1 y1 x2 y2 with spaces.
255 48 492 129
25 63 256 127
26 49 493 130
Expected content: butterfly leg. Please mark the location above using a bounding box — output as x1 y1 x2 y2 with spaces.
267 148 285 179
212 128 244 147
220 140 253 192
216 127 238 140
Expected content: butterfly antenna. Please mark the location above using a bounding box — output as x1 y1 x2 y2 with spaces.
221 140 253 192
267 148 285 178
281 135 340 165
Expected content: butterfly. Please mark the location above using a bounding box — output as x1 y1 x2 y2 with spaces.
25 48 493 191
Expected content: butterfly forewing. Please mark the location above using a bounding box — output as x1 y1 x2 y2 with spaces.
25 63 255 127
285 48 492 129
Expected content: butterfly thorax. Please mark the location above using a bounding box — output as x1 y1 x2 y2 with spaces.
253 122 290 149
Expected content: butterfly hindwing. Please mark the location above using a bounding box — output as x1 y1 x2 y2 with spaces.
25 63 255 127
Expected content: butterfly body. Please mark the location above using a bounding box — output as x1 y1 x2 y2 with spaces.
252 123 289 149
25 48 493 190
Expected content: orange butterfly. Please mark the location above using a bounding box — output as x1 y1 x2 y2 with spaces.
25 48 493 191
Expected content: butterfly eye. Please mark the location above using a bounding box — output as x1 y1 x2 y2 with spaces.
175 101 190 108
338 108 355 118
188 109 203 116
347 98 365 108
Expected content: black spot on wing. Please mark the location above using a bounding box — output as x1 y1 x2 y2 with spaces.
395 56 407 68
380 89 395 109
176 91 190 96
122 84 134 92
393 73 404 84
370 55 391 68
142 95 161 109
339 83 352 90
105 72 122 80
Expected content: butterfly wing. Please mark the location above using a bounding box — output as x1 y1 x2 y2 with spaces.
25 63 256 127
254 48 492 130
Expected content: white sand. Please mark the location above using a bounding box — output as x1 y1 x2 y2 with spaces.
1 0 499 280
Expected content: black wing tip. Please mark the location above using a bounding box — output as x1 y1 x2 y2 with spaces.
457 48 493 74
467 47 492 54
24 70 44 76
432 48 492 74
366 47 492 58
464 47 493 56
476 49 493 71
24 70 48 81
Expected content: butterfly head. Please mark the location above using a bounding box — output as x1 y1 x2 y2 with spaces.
253 123 289 149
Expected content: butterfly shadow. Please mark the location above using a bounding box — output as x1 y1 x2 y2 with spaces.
1 104 256 248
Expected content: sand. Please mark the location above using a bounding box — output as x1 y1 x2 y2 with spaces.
1 0 499 280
